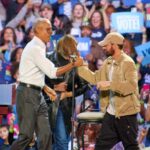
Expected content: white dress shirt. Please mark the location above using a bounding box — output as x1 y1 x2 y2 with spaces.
19 36 57 87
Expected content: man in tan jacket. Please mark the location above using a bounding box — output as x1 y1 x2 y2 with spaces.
78 32 140 150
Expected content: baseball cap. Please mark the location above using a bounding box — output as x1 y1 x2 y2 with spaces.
40 3 53 11
98 32 124 46
80 20 91 30
32 0 42 4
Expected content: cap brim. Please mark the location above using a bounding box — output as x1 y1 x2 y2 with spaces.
80 25 91 29
98 40 107 47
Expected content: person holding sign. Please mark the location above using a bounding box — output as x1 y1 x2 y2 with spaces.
78 32 140 150
10 18 83 150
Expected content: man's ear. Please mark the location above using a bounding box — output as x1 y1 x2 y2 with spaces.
34 25 42 35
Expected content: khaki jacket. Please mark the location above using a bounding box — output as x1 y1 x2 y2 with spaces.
78 51 140 117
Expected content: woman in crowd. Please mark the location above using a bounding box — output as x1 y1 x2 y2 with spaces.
0 27 17 62
71 3 87 37
53 14 72 35
90 10 106 41
10 46 23 63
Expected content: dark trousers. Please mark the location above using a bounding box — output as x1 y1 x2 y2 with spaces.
95 112 140 150
11 85 52 150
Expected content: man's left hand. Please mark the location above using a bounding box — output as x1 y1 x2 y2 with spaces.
44 85 57 101
97 81 110 90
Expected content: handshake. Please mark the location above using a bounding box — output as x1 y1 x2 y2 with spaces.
71 56 84 67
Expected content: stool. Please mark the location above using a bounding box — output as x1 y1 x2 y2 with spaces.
76 111 104 150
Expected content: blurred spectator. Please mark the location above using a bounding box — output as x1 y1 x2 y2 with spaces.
138 86 150 148
0 124 14 150
116 0 132 12
139 64 150 91
140 84 150 104
96 57 105 70
80 20 92 37
105 4 116 30
53 14 72 35
7 113 19 139
40 3 54 21
5 1 33 45
0 27 17 62
25 0 42 30
0 1 6 31
90 10 106 41
21 27 34 46
145 92 150 122
1 0 27 24
80 20 106 71
10 62 20 83
6 1 32 29
123 38 137 62
71 3 87 37
0 27 17 83
105 4 116 20
83 98 95 112
10 47 23 63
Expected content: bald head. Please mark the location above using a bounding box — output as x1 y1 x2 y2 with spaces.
32 18 52 43
33 18 51 34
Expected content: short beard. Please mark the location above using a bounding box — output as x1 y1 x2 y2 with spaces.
105 47 115 57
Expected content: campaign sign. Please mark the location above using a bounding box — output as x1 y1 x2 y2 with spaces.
76 37 91 58
122 0 136 6
59 2 72 17
59 4 64 15
0 62 14 84
142 56 150 66
142 0 150 4
51 34 63 48
135 42 150 65
146 7 150 27
0 84 15 105
43 0 57 4
111 12 144 33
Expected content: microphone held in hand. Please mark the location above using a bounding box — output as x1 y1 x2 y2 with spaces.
70 54 77 62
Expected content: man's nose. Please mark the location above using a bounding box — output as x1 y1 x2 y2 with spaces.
49 30 52 35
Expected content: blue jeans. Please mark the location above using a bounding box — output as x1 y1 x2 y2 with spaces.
53 108 70 150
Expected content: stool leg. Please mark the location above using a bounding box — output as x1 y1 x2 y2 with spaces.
76 123 81 150
81 124 85 150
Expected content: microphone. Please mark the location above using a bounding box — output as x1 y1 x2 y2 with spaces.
70 55 77 62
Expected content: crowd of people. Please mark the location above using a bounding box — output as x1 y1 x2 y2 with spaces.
0 0 150 150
